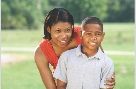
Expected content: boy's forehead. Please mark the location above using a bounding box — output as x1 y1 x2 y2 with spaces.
82 24 103 32
81 28 103 32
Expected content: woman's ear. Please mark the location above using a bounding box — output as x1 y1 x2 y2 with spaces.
78 31 82 39
47 26 51 33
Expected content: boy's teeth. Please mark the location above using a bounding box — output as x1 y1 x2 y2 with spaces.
91 43 95 44
61 41 66 42
89 42 96 45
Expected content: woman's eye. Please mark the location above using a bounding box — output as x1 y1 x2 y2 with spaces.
66 29 71 32
56 30 61 33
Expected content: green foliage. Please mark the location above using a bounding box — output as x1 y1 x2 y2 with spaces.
1 0 44 29
1 0 134 29
60 0 108 23
106 0 134 22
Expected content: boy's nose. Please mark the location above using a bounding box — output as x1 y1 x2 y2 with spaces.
90 35 97 40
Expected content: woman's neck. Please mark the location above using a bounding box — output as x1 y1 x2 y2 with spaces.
50 38 78 57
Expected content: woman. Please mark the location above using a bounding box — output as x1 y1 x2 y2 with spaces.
34 8 115 89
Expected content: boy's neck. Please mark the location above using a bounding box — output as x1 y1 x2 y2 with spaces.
81 45 99 58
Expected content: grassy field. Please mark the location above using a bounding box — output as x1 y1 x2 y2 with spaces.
1 23 135 89
1 23 134 51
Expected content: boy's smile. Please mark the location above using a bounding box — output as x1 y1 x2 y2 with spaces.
81 23 105 56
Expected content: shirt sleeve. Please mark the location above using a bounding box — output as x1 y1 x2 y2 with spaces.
53 52 68 83
100 58 114 88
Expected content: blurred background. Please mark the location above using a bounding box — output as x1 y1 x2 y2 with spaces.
1 0 134 29
1 0 135 89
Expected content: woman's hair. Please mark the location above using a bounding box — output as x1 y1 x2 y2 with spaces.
43 8 74 40
81 16 103 31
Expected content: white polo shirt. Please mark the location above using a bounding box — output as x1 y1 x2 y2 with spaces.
53 44 114 89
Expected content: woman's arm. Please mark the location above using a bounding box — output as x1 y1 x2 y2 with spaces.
34 47 56 89
57 79 67 89
100 74 115 89
105 73 116 89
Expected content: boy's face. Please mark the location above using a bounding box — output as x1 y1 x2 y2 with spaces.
81 23 105 51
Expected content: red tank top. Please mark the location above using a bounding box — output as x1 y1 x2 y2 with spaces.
39 26 82 69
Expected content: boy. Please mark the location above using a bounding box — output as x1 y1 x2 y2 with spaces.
53 16 114 89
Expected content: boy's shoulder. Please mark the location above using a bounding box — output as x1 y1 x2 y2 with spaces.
102 53 113 63
97 48 113 62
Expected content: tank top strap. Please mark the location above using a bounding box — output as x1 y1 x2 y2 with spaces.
39 39 58 69
74 26 82 45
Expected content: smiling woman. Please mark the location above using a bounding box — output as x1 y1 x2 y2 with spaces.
47 22 73 47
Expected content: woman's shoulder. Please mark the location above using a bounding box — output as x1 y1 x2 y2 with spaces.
34 46 48 63
73 26 82 45
74 26 81 32
34 46 45 59
39 39 50 45
34 39 52 61
38 39 59 69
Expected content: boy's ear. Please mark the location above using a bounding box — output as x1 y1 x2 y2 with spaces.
102 32 105 41
47 26 51 33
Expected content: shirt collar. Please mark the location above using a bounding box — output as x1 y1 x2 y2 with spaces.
76 44 104 60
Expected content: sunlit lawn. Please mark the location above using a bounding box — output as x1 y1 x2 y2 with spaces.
1 23 135 51
1 23 135 89
1 52 134 89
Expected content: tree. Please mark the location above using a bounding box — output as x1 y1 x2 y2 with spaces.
61 0 109 23
1 0 47 29
105 0 134 22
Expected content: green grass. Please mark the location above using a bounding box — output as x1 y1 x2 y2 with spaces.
1 29 43 47
1 55 45 89
1 22 135 51
1 53 134 89
108 55 134 89
1 23 135 89
102 22 134 51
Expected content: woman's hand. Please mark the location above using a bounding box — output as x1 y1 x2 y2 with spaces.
105 73 116 89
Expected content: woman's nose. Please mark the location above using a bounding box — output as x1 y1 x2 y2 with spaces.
60 33 67 38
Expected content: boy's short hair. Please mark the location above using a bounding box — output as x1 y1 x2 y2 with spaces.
81 16 103 31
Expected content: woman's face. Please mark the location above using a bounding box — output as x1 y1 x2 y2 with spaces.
47 22 73 48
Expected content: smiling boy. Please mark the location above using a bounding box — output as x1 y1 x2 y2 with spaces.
53 16 114 89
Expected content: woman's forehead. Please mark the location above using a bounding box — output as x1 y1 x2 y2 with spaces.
51 22 72 30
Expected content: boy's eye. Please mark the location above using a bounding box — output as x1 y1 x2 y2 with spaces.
86 33 92 36
95 33 102 37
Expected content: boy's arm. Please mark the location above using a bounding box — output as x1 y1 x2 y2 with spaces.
100 60 114 89
57 79 67 89
100 45 116 88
